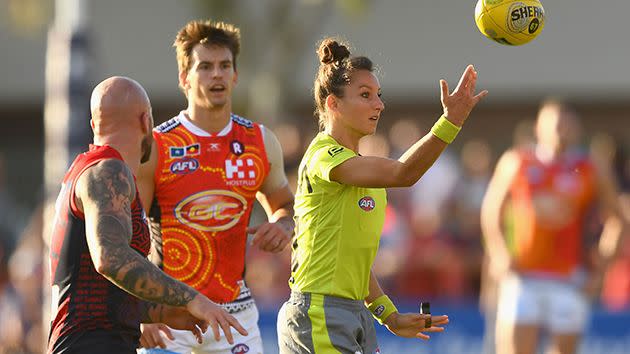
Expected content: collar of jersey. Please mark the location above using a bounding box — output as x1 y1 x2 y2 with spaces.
177 110 233 137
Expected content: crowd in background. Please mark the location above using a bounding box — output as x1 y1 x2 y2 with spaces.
1 115 629 353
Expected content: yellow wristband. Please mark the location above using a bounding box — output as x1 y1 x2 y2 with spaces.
430 115 461 144
367 295 398 325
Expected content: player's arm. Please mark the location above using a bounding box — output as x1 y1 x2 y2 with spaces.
587 160 629 296
329 65 487 188
77 158 248 342
365 270 448 340
480 150 520 278
137 139 158 209
76 158 199 305
250 127 295 253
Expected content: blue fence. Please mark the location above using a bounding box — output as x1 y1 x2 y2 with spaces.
257 302 630 354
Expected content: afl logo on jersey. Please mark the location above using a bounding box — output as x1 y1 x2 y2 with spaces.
231 343 250 354
358 196 375 211
170 158 199 174
175 190 247 231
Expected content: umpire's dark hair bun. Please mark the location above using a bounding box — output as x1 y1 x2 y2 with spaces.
318 38 351 65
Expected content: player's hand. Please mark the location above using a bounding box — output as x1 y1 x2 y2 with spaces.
139 323 175 349
162 305 208 342
440 64 488 126
247 222 291 253
383 312 449 340
186 294 248 344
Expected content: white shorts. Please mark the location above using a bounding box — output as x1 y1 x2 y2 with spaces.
138 304 263 354
496 274 590 334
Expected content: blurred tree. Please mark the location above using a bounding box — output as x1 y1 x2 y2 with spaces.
193 0 370 126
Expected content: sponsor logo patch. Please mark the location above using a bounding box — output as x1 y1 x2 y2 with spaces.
358 196 375 211
155 117 181 133
374 304 385 316
175 190 247 231
231 343 250 354
230 140 245 156
170 158 199 174
231 114 254 128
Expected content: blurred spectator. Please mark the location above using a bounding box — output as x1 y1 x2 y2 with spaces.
245 245 291 310
511 119 536 150
273 122 303 194
0 205 43 354
448 139 494 297
386 118 423 212
0 154 28 243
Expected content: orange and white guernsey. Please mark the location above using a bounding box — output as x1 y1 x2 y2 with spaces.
509 148 596 277
152 112 270 304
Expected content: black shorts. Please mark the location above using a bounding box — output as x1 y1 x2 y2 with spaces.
49 329 140 354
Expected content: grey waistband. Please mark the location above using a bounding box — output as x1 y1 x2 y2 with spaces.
289 291 365 311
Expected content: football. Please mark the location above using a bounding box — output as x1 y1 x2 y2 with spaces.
475 0 545 46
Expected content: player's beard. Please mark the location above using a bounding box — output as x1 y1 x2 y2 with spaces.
140 133 152 163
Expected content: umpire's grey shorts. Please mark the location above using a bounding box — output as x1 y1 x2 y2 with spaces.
277 291 379 354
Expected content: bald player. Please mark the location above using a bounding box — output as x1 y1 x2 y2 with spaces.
47 76 246 354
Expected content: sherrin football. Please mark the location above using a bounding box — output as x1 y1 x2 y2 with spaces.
475 0 545 46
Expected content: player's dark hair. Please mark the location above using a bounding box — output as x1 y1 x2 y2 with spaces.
313 38 374 130
173 20 241 91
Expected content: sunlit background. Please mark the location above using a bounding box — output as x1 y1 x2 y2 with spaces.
1 0 629 353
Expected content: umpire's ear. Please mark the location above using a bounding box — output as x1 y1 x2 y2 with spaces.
325 94 339 114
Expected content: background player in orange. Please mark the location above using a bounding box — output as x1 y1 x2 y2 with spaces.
137 20 294 354
48 76 246 354
481 99 628 354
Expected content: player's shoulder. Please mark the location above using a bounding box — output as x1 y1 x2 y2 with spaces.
77 158 135 200
311 134 348 157
495 148 524 174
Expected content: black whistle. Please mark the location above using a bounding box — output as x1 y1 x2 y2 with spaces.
419 302 431 328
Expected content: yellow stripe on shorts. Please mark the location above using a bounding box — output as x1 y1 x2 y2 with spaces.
307 294 341 354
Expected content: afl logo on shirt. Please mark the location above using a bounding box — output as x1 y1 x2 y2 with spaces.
358 196 375 211
170 158 199 174
231 343 250 354
175 190 247 231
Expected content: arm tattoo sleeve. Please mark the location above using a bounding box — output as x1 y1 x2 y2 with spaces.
83 159 198 307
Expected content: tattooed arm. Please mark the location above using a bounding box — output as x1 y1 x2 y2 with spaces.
75 158 248 343
75 158 198 306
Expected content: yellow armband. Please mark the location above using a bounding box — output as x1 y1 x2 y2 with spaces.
431 115 461 144
367 295 398 325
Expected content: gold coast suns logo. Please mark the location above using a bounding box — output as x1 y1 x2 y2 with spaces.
175 190 247 231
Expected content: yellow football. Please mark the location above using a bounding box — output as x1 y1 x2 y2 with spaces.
475 0 545 46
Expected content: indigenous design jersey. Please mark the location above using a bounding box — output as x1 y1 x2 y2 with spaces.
152 112 269 303
48 145 150 352
290 133 386 300
509 148 596 277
